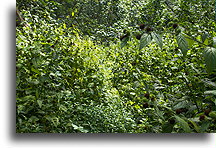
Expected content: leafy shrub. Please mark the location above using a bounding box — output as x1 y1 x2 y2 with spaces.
16 0 216 133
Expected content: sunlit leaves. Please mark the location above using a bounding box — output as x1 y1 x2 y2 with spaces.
184 35 195 48
16 0 216 133
71 124 88 133
51 117 60 128
203 47 216 74
204 90 216 95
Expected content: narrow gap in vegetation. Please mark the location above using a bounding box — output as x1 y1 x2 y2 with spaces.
16 0 216 133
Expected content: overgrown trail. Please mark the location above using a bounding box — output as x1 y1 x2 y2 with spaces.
16 0 216 133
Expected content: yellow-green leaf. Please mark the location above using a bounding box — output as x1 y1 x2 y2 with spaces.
71 12 75 17
209 111 216 119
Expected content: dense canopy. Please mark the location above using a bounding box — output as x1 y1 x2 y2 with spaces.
16 0 216 133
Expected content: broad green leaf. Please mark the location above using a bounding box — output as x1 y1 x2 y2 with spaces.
31 67 40 74
162 122 174 133
16 77 20 87
51 117 59 128
213 37 216 48
176 34 189 57
29 79 40 85
185 35 195 48
174 115 191 133
72 124 88 133
155 106 164 120
204 90 216 95
71 11 75 17
200 121 210 132
203 47 216 74
28 116 39 123
121 36 129 48
59 104 68 112
173 100 188 110
151 32 163 49
202 80 216 87
196 35 202 42
140 33 152 49
209 111 216 119
71 123 79 129
37 100 43 108
203 39 209 46
188 119 200 132
202 33 209 43
21 95 35 101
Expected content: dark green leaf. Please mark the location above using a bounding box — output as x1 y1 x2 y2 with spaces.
37 100 43 108
140 33 152 50
204 47 216 74
151 32 163 49
200 121 210 132
176 34 189 57
121 36 129 48
174 115 191 133
28 116 39 123
162 122 174 133
202 33 209 43
188 119 200 132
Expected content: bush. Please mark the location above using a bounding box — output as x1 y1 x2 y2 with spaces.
16 0 216 133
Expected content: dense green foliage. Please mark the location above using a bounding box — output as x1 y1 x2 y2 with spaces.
16 0 216 133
